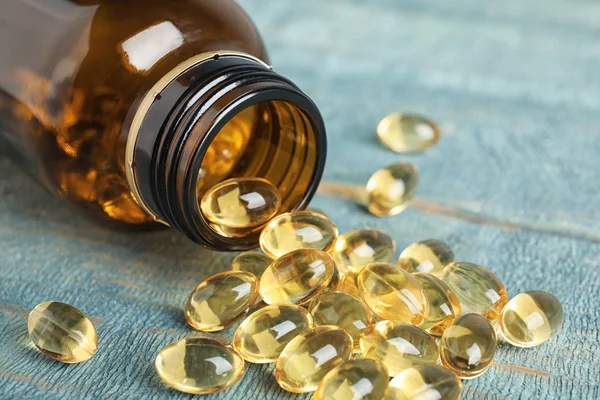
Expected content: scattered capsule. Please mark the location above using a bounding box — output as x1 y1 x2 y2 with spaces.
231 251 272 279
360 321 439 377
377 113 440 154
440 314 497 379
366 162 418 217
336 269 361 299
358 262 428 324
155 337 244 394
260 249 335 305
332 229 396 274
499 291 563 348
260 211 339 258
185 271 259 332
28 301 97 363
309 291 375 350
386 365 462 400
314 358 389 400
232 304 313 363
413 273 461 336
398 239 454 277
442 262 508 320
275 326 353 393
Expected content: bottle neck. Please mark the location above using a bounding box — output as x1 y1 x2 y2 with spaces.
126 52 326 250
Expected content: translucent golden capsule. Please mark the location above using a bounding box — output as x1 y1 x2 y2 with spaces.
232 304 313 363
231 251 272 279
314 358 389 400
360 321 439 377
96 174 152 224
260 249 335 305
28 301 97 363
442 261 508 320
440 313 497 379
398 239 454 277
413 273 461 336
155 337 244 394
332 229 396 274
260 210 338 258
366 162 418 217
185 271 259 332
336 269 361 299
385 365 462 400
499 291 563 348
377 113 440 154
358 262 428 324
275 326 353 393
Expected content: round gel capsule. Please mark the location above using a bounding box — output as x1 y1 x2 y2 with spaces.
377 113 440 154
413 273 461 336
360 321 439 377
231 251 272 279
398 239 454 277
28 301 97 363
499 291 563 348
366 161 418 217
260 249 335 305
185 271 259 332
314 358 389 400
358 262 428 324
260 210 338 258
336 269 361 299
233 304 313 363
385 364 462 400
275 326 353 393
155 337 244 394
440 313 497 379
442 261 508 320
332 229 396 274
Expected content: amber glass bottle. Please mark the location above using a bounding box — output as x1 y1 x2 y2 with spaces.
0 0 326 250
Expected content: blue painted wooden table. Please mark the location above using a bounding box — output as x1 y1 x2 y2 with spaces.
1 0 599 398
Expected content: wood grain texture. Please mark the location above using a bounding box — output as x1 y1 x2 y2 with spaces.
1 0 599 398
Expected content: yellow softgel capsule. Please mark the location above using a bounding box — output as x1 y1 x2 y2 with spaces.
499 291 563 348
442 261 508 320
413 273 461 336
275 326 353 393
377 113 440 154
314 358 389 400
358 262 428 324
232 304 313 363
231 251 272 279
28 301 98 363
185 271 259 332
155 337 244 394
260 211 339 258
332 229 396 274
440 313 497 379
398 239 454 276
360 321 439 377
366 162 418 217
309 291 375 350
385 364 462 400
260 249 335 305
336 269 361 299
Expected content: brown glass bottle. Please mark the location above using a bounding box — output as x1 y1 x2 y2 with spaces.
0 0 326 250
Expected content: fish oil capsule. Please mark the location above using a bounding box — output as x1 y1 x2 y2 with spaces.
377 113 440 154
332 229 396 274
314 358 389 400
232 304 313 363
185 271 259 332
440 313 497 379
360 321 439 377
231 251 272 279
366 162 418 217
413 273 461 336
200 177 281 229
275 326 353 393
260 211 338 258
442 261 508 320
499 291 563 348
260 249 335 305
398 239 454 277
309 291 375 350
386 365 462 400
28 301 97 363
336 269 361 299
358 262 428 324
155 337 244 394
